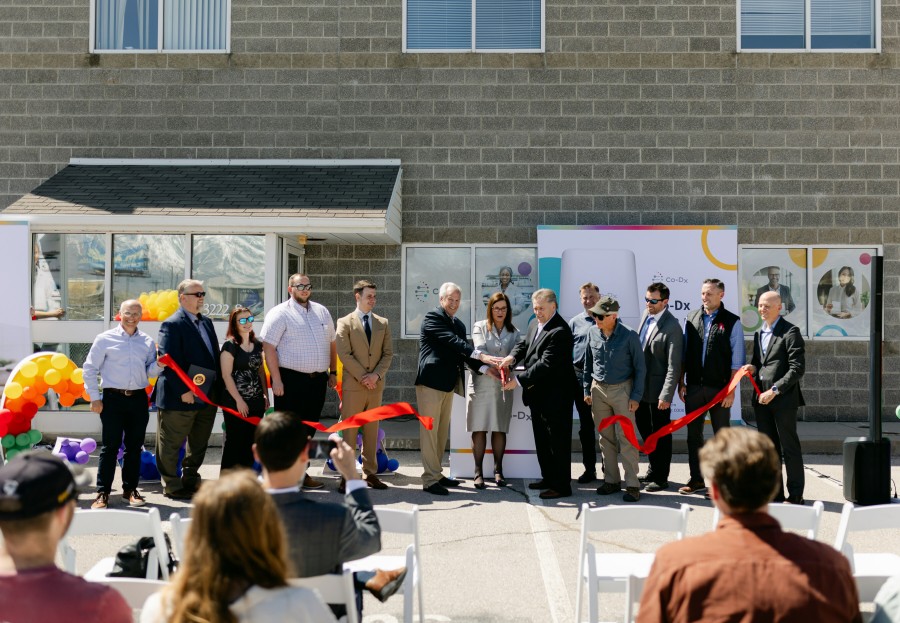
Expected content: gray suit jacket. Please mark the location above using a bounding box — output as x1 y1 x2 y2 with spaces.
639 308 683 404
272 487 381 578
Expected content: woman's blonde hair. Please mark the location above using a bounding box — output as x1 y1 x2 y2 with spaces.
164 470 291 623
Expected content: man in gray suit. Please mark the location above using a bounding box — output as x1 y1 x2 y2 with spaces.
634 283 683 493
755 266 795 313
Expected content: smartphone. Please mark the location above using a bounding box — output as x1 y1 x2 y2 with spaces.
307 438 339 459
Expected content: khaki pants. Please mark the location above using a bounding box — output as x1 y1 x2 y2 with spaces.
416 385 454 488
591 380 640 489
156 404 217 494
340 386 384 477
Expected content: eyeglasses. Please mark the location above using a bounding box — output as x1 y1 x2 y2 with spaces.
184 291 206 298
645 297 665 304
238 316 255 325
492 306 508 312
121 311 141 318
290 283 312 291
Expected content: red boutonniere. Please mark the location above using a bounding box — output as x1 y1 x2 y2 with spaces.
717 323 725 331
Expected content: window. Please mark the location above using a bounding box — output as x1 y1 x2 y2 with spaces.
738 0 879 51
191 235 265 321
404 0 543 52
111 234 185 321
92 0 230 52
33 233 106 321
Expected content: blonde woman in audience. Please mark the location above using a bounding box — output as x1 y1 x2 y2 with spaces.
141 470 336 623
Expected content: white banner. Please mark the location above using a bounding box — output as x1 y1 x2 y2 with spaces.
0 221 32 390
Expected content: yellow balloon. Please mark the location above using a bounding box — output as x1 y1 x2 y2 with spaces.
157 309 171 321
70 368 84 385
4 382 23 399
36 357 51 374
139 293 149 304
44 369 61 386
20 361 39 379
50 353 69 370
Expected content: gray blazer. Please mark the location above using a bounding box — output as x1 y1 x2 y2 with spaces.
639 308 683 404
272 487 381 578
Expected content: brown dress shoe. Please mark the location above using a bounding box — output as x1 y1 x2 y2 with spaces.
365 474 388 490
124 489 146 507
365 567 408 602
91 492 109 509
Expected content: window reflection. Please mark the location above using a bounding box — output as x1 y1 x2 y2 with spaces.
112 234 185 320
33 234 106 321
191 235 265 320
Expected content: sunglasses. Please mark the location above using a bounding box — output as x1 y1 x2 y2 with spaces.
184 291 206 298
238 316 255 325
591 312 608 320
290 284 312 291
645 297 665 304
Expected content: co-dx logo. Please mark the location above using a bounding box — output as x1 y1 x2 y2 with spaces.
651 273 691 311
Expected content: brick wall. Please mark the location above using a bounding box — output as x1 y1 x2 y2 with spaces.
2 0 899 420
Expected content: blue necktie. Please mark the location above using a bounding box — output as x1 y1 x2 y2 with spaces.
363 314 372 344
639 316 653 347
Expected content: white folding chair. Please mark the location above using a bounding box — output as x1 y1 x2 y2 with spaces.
834 501 900 601
343 506 424 623
289 569 359 623
59 507 170 580
575 503 690 623
169 513 192 560
88 577 166 609
711 501 825 539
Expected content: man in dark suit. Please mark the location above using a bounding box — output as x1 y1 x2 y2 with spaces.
155 279 221 500
755 266 795 313
415 282 500 495
501 288 576 499
742 290 806 504
635 283 683 493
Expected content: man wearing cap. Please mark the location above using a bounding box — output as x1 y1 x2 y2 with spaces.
260 273 338 491
583 295 646 502
83 299 162 509
501 288 577 499
569 282 601 485
0 452 132 622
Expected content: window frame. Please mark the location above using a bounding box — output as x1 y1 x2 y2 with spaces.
89 0 232 54
736 0 880 53
402 0 545 54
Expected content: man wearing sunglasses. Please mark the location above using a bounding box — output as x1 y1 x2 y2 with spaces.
155 279 222 500
260 273 338 490
634 283 683 493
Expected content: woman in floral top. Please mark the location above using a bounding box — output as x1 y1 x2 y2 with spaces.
220 306 269 469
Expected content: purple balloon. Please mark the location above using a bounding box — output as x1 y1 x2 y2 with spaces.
62 445 78 459
75 450 90 464
377 428 386 443
80 438 97 453
517 262 532 277
117 447 125 461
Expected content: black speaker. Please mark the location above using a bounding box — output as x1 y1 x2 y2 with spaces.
843 437 892 506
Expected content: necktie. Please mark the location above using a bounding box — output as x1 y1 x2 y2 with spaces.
363 314 372 343
639 316 653 347
195 315 214 356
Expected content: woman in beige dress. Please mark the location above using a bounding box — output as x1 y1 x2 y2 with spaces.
467 292 521 489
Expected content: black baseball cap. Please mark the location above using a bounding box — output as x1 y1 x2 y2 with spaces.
0 451 85 520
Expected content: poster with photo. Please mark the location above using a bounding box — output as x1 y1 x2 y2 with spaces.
403 246 472 338
474 247 538 333
739 248 808 336
810 248 875 338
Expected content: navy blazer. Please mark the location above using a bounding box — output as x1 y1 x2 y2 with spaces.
155 307 222 410
414 307 480 393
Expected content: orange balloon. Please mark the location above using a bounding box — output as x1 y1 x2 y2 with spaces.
34 394 46 408
81 390 91 402
58 393 76 408
3 397 24 413
21 386 37 401
32 379 48 394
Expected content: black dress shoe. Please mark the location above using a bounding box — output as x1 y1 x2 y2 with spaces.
638 473 652 484
785 495 806 505
539 489 571 499
577 471 597 484
438 477 461 487
165 489 194 500
528 480 550 490
643 481 669 492
423 483 449 495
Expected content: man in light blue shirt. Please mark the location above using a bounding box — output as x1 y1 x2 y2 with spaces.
569 281 600 484
83 299 162 509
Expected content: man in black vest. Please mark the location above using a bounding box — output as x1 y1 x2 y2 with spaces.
678 278 745 495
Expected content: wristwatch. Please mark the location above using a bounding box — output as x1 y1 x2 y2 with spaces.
771 385 779 395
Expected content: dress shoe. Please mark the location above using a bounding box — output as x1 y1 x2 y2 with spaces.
165 488 194 501
638 473 652 484
494 471 507 487
678 480 706 495
303 475 325 490
365 567 408 602
528 480 550 490
643 482 669 493
438 476 461 488
577 471 597 484
91 492 109 509
365 474 388 490
539 489 570 499
124 489 146 507
596 482 621 495
423 483 449 495
338 478 346 494
473 474 486 490
623 487 641 503
785 495 806 505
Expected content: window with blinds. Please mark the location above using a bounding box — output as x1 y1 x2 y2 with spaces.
405 0 543 52
739 0 877 51
93 0 230 52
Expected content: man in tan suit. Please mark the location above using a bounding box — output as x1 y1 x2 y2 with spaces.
335 279 394 491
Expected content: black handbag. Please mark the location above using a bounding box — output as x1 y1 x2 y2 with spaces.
108 534 177 578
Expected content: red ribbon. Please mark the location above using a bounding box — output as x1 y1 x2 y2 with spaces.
159 354 431 430
596 367 763 454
